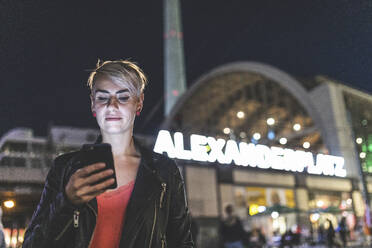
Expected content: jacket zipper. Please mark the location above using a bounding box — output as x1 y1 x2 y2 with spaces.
73 210 80 228
159 182 167 209
55 202 96 241
73 202 97 228
161 234 166 248
148 201 157 248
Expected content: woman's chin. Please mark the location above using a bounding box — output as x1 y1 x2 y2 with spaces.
101 125 130 135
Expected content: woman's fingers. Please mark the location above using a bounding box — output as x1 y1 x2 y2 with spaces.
65 162 115 205
82 169 114 186
76 177 115 198
76 162 106 177
76 189 107 204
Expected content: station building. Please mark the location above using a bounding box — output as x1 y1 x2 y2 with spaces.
157 62 372 247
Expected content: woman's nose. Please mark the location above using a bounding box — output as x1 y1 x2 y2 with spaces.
107 96 119 108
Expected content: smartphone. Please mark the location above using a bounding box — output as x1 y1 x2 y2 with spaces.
77 143 117 190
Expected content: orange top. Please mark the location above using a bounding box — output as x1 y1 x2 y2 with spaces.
89 181 135 248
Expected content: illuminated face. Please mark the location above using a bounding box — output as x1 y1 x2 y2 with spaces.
91 78 143 135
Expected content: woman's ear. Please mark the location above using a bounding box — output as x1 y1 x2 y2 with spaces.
137 93 144 111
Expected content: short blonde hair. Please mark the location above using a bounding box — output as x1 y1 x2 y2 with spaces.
87 59 148 97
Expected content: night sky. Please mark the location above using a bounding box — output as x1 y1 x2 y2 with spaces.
1 0 371 138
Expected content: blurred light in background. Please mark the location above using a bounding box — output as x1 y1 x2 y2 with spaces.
310 213 320 223
237 111 245 119
253 132 261 140
239 132 247 138
258 206 266 213
279 137 287 145
223 127 231 134
293 123 301 131
271 211 279 219
267 130 275 140
4 200 15 209
303 142 310 149
267 117 275 126
356 137 363 144
249 204 259 216
360 152 366 159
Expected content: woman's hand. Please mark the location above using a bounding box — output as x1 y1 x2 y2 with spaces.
65 162 115 205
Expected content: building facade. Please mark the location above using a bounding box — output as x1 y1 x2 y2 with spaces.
158 62 371 247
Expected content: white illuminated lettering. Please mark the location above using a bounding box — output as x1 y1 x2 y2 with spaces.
239 142 257 167
334 156 346 177
306 152 321 175
207 137 226 163
153 130 176 158
296 151 314 173
190 134 209 162
255 144 271 169
316 154 335 176
270 147 285 170
225 140 243 165
174 132 192 160
283 149 298 172
153 130 347 177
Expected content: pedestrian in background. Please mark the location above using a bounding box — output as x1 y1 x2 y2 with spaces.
248 228 266 248
219 204 247 248
338 217 347 247
326 219 335 247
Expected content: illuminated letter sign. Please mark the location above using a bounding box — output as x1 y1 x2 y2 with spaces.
153 130 347 177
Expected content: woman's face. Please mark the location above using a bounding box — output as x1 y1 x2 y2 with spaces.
91 77 143 135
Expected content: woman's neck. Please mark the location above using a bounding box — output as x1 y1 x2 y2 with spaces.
101 130 138 157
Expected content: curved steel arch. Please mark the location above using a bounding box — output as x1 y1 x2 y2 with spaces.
162 61 330 150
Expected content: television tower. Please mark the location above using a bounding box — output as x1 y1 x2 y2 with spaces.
163 0 186 116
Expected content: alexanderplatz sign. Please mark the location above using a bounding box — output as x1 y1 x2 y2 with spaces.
154 130 347 177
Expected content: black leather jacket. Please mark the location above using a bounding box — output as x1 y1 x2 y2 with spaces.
23 138 194 248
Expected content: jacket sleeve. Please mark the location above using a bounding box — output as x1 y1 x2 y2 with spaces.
23 156 76 248
166 162 194 248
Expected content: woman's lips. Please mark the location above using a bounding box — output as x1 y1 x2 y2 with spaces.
105 117 122 121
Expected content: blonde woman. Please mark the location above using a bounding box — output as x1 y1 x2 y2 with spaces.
23 60 194 248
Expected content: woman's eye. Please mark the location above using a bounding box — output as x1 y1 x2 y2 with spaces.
119 97 129 102
97 97 108 101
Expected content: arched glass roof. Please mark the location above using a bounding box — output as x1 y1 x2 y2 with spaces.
166 69 327 154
